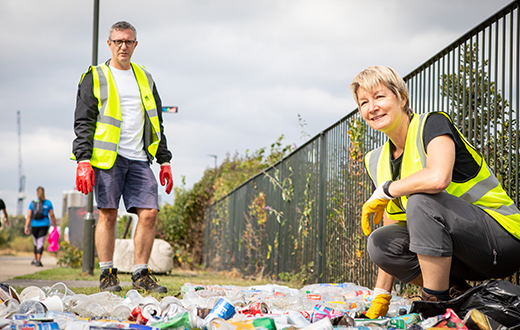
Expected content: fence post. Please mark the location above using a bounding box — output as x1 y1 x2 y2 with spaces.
317 132 327 281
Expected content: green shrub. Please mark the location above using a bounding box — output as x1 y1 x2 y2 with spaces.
0 230 9 249
57 241 83 268
9 236 33 252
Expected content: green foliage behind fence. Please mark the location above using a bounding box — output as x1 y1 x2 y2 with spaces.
204 1 520 288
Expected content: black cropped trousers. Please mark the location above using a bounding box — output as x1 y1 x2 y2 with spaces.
367 192 520 283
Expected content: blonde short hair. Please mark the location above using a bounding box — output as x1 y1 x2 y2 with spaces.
350 66 412 116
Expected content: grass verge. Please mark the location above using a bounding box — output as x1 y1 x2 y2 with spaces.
13 267 300 299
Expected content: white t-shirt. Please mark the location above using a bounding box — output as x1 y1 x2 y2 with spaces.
110 65 148 161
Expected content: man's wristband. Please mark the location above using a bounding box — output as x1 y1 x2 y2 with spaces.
383 181 394 198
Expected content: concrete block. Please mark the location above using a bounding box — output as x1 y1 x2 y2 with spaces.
113 239 173 274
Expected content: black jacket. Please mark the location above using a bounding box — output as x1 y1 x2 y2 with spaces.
72 61 172 165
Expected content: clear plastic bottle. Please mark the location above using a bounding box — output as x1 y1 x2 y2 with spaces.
84 302 109 318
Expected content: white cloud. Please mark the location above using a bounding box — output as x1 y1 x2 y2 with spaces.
0 0 512 217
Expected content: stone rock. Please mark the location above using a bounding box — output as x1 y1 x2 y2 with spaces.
113 239 173 274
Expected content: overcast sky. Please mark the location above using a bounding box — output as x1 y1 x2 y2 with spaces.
0 0 512 218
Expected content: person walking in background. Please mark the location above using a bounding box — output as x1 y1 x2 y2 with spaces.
0 199 8 227
72 21 173 293
24 187 58 267
350 66 520 318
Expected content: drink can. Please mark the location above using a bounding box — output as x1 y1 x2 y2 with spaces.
237 302 270 316
10 323 59 330
141 303 162 322
204 297 235 324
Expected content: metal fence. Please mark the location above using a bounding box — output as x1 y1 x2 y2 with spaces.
204 0 519 288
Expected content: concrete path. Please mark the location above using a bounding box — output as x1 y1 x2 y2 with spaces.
0 255 131 289
0 255 58 282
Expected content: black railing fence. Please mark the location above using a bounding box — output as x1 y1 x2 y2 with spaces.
204 1 519 288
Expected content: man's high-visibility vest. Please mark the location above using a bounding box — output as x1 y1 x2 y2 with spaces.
74 62 161 169
364 112 520 240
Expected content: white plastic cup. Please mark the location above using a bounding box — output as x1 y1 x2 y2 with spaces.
20 286 46 302
48 282 75 299
41 295 64 312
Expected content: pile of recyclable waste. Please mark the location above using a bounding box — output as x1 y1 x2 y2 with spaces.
0 281 517 329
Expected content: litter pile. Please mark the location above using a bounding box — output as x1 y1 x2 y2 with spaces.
0 280 518 329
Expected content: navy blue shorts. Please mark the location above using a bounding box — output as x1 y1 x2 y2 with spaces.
94 156 159 214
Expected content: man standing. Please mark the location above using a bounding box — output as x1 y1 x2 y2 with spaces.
0 199 8 227
72 21 173 293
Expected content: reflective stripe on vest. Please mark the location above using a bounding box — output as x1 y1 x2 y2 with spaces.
88 62 161 169
365 112 520 239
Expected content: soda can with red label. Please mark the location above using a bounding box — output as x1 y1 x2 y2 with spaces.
237 302 270 316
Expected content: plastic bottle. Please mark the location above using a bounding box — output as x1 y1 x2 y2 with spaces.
84 302 109 318
126 289 144 304
159 296 183 312
182 288 209 308
111 304 132 319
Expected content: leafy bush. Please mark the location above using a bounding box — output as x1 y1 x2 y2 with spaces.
157 135 294 268
0 230 9 249
57 241 83 268
9 236 33 252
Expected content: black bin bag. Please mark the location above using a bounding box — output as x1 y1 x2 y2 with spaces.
410 280 520 327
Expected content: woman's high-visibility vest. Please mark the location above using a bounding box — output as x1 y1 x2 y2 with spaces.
365 112 520 240
77 62 161 169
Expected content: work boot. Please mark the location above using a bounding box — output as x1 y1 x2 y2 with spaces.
100 268 122 292
132 268 167 293
420 288 443 302
449 279 472 299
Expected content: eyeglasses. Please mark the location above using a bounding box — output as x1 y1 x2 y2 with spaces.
110 39 137 47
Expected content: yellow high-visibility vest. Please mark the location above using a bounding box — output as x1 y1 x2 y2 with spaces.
365 112 520 240
73 62 161 169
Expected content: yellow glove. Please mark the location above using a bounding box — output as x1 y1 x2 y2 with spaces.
361 198 389 236
365 293 391 319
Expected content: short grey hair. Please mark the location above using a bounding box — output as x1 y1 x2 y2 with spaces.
109 21 137 39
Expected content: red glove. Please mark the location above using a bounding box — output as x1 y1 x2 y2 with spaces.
76 162 95 194
160 164 173 194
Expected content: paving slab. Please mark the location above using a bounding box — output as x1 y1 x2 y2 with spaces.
0 255 131 289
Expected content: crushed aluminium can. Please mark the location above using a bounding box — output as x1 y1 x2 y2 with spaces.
203 297 236 326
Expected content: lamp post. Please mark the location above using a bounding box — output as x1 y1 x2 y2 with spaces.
82 0 99 276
